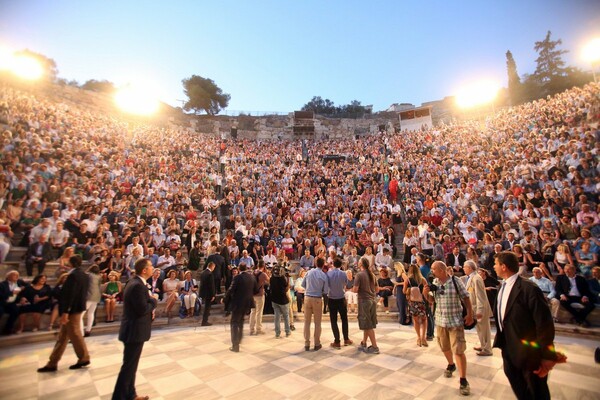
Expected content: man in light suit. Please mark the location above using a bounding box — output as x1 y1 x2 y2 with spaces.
493 251 564 400
38 255 90 372
112 258 157 400
226 262 258 352
463 261 492 356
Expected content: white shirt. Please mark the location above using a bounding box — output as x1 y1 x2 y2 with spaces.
497 273 520 331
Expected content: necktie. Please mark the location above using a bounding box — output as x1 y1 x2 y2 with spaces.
497 281 506 331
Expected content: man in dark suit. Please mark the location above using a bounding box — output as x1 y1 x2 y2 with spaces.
200 262 216 326
38 255 90 372
25 233 53 276
493 251 565 400
555 265 595 327
112 258 157 400
0 270 27 335
226 262 258 352
205 246 226 294
446 246 466 276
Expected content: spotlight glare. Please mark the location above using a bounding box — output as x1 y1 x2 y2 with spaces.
0 50 44 80
582 37 600 64
114 85 160 116
455 80 500 109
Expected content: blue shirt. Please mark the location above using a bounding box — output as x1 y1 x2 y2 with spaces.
327 268 347 299
302 268 329 298
529 276 556 298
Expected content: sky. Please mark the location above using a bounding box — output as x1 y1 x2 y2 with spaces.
1 1 599 113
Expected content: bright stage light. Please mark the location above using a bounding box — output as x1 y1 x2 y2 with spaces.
582 38 600 64
455 80 500 109
0 49 44 80
114 85 160 116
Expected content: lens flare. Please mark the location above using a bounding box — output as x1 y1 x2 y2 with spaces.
114 85 160 116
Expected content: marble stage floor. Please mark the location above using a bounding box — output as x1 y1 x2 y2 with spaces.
0 322 598 400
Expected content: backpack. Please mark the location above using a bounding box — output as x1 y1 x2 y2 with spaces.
405 278 423 302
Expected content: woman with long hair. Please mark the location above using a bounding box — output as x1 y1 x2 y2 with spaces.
404 263 429 347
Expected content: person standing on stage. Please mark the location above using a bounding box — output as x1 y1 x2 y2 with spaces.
493 251 566 400
112 258 157 400
327 258 353 349
38 255 90 373
226 262 258 352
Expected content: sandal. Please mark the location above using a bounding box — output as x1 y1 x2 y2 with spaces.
417 338 422 347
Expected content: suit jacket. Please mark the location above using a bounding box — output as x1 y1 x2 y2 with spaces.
26 241 53 262
588 278 600 303
147 276 164 299
119 276 157 343
446 253 466 267
199 268 215 299
227 272 258 313
493 277 557 370
59 268 89 315
555 274 593 299
464 272 492 317
0 279 27 305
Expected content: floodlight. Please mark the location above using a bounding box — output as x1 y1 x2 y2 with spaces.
114 85 160 116
455 80 500 109
0 49 44 81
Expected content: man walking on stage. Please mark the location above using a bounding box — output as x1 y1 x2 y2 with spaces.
112 258 158 400
226 262 258 352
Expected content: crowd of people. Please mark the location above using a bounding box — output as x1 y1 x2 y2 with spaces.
0 79 598 398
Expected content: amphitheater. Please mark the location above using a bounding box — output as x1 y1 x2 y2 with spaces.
0 79 599 399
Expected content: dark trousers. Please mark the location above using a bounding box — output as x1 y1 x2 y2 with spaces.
112 342 144 400
25 259 46 277
230 310 246 350
202 296 212 323
396 290 411 325
322 294 328 313
0 302 19 334
328 298 349 342
502 351 550 400
296 292 304 313
426 301 434 338
379 290 392 307
560 296 594 323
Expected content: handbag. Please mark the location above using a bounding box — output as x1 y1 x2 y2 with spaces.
451 276 477 330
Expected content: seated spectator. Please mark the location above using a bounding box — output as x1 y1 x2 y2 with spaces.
162 269 180 318
529 267 560 322
376 268 394 314
147 268 164 301
553 244 574 275
179 271 198 318
15 274 52 333
25 233 53 277
0 271 27 335
555 265 595 327
101 271 122 323
575 241 597 279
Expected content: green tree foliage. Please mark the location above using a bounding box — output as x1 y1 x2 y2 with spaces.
533 31 567 84
301 97 371 118
182 75 230 115
81 79 115 93
15 49 58 81
505 50 522 106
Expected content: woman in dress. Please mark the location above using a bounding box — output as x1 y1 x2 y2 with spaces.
575 241 597 279
162 269 180 318
101 271 122 322
403 263 429 347
16 274 52 333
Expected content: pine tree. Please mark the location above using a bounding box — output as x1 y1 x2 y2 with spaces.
505 50 522 106
533 31 568 85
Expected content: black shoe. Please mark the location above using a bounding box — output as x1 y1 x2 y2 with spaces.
314 344 322 351
304 345 310 351
444 363 456 378
229 347 239 353
201 322 212 326
290 325 296 331
37 366 57 373
69 361 90 370
84 331 91 337
225 311 231 317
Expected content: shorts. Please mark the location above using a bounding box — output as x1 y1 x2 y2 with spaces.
357 299 377 330
436 326 466 355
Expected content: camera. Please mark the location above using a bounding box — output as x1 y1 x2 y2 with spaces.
271 263 291 278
